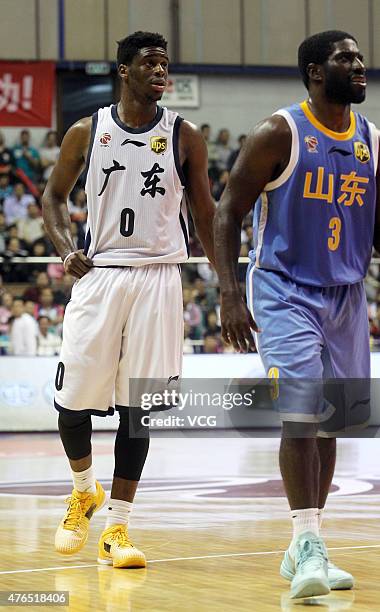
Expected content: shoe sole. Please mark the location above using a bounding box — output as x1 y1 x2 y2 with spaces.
55 487 106 555
97 557 147 569
281 561 354 591
291 577 330 599
329 577 354 590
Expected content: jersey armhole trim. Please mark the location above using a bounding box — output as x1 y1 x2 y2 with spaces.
368 121 379 176
264 110 299 192
83 111 98 187
173 115 186 187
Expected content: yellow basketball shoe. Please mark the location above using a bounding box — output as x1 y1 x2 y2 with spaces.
55 481 106 555
97 524 146 568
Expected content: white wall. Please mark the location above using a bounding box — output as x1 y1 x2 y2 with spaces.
178 74 380 145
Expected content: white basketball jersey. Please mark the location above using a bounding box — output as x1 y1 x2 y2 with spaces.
84 104 189 266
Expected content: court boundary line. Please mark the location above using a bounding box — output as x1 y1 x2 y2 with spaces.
1 543 380 575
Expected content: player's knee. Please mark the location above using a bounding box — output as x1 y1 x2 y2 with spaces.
58 411 92 460
114 408 150 480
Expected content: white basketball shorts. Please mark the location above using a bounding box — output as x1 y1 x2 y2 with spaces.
54 264 184 415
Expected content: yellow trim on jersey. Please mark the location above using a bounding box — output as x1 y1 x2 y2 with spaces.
300 100 356 141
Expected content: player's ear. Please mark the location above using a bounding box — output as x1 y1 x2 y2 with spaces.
118 63 129 83
307 62 323 83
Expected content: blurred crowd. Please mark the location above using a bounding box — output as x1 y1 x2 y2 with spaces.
0 125 379 355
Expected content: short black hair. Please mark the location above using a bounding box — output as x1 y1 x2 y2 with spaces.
298 30 358 88
117 31 168 66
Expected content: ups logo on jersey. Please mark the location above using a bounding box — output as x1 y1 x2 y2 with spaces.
151 136 167 154
354 141 370 163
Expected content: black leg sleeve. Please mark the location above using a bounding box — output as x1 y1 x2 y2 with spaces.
113 408 150 481
58 412 92 460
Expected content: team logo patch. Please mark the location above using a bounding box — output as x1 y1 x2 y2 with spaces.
354 141 370 163
150 136 167 154
304 135 318 153
100 133 111 146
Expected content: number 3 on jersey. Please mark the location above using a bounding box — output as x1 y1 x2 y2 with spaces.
328 216 341 251
120 208 135 237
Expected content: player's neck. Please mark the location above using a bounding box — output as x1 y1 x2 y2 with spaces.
306 96 352 133
117 95 158 129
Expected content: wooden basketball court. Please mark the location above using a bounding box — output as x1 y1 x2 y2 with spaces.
0 434 379 611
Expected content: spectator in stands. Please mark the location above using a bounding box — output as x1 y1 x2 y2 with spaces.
37 315 62 356
0 131 15 178
201 123 211 141
36 179 48 204
183 287 204 344
9 298 37 355
0 291 13 335
53 272 74 306
212 169 229 201
32 228 54 255
17 202 44 247
201 123 218 171
0 290 13 354
13 129 40 182
47 259 65 282
68 188 87 224
4 223 19 241
238 243 249 283
203 334 221 354
24 299 37 318
183 321 194 354
205 310 221 336
34 287 64 329
40 130 60 181
227 134 246 171
193 277 218 311
23 270 50 303
245 224 253 247
2 237 29 282
3 182 35 224
0 174 13 204
196 261 218 284
214 128 232 172
0 211 5 253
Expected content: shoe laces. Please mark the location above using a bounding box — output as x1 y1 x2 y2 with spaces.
297 537 327 569
63 491 92 530
110 526 133 548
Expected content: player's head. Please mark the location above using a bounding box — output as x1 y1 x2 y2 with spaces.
117 31 168 102
298 30 366 104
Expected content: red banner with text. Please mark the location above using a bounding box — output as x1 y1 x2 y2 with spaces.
0 62 55 127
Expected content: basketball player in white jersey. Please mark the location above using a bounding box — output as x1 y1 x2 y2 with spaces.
42 31 215 568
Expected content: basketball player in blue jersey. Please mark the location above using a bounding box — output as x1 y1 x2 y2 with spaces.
214 30 380 599
42 31 215 568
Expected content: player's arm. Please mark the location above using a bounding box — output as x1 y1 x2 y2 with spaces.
374 132 380 254
214 116 291 352
180 121 216 267
42 118 93 279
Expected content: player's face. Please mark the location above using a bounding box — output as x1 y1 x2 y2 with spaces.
128 47 169 102
323 39 366 104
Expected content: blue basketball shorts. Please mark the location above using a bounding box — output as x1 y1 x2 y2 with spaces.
246 265 370 424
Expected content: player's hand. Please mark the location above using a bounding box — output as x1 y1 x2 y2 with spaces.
63 249 93 279
220 293 260 353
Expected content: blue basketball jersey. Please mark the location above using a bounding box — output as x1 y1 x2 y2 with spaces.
251 101 378 286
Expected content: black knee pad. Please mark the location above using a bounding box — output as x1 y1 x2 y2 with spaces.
113 408 150 481
58 411 92 460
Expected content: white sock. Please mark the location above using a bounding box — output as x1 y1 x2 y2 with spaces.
105 498 133 529
318 508 324 530
71 466 96 493
289 508 319 558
